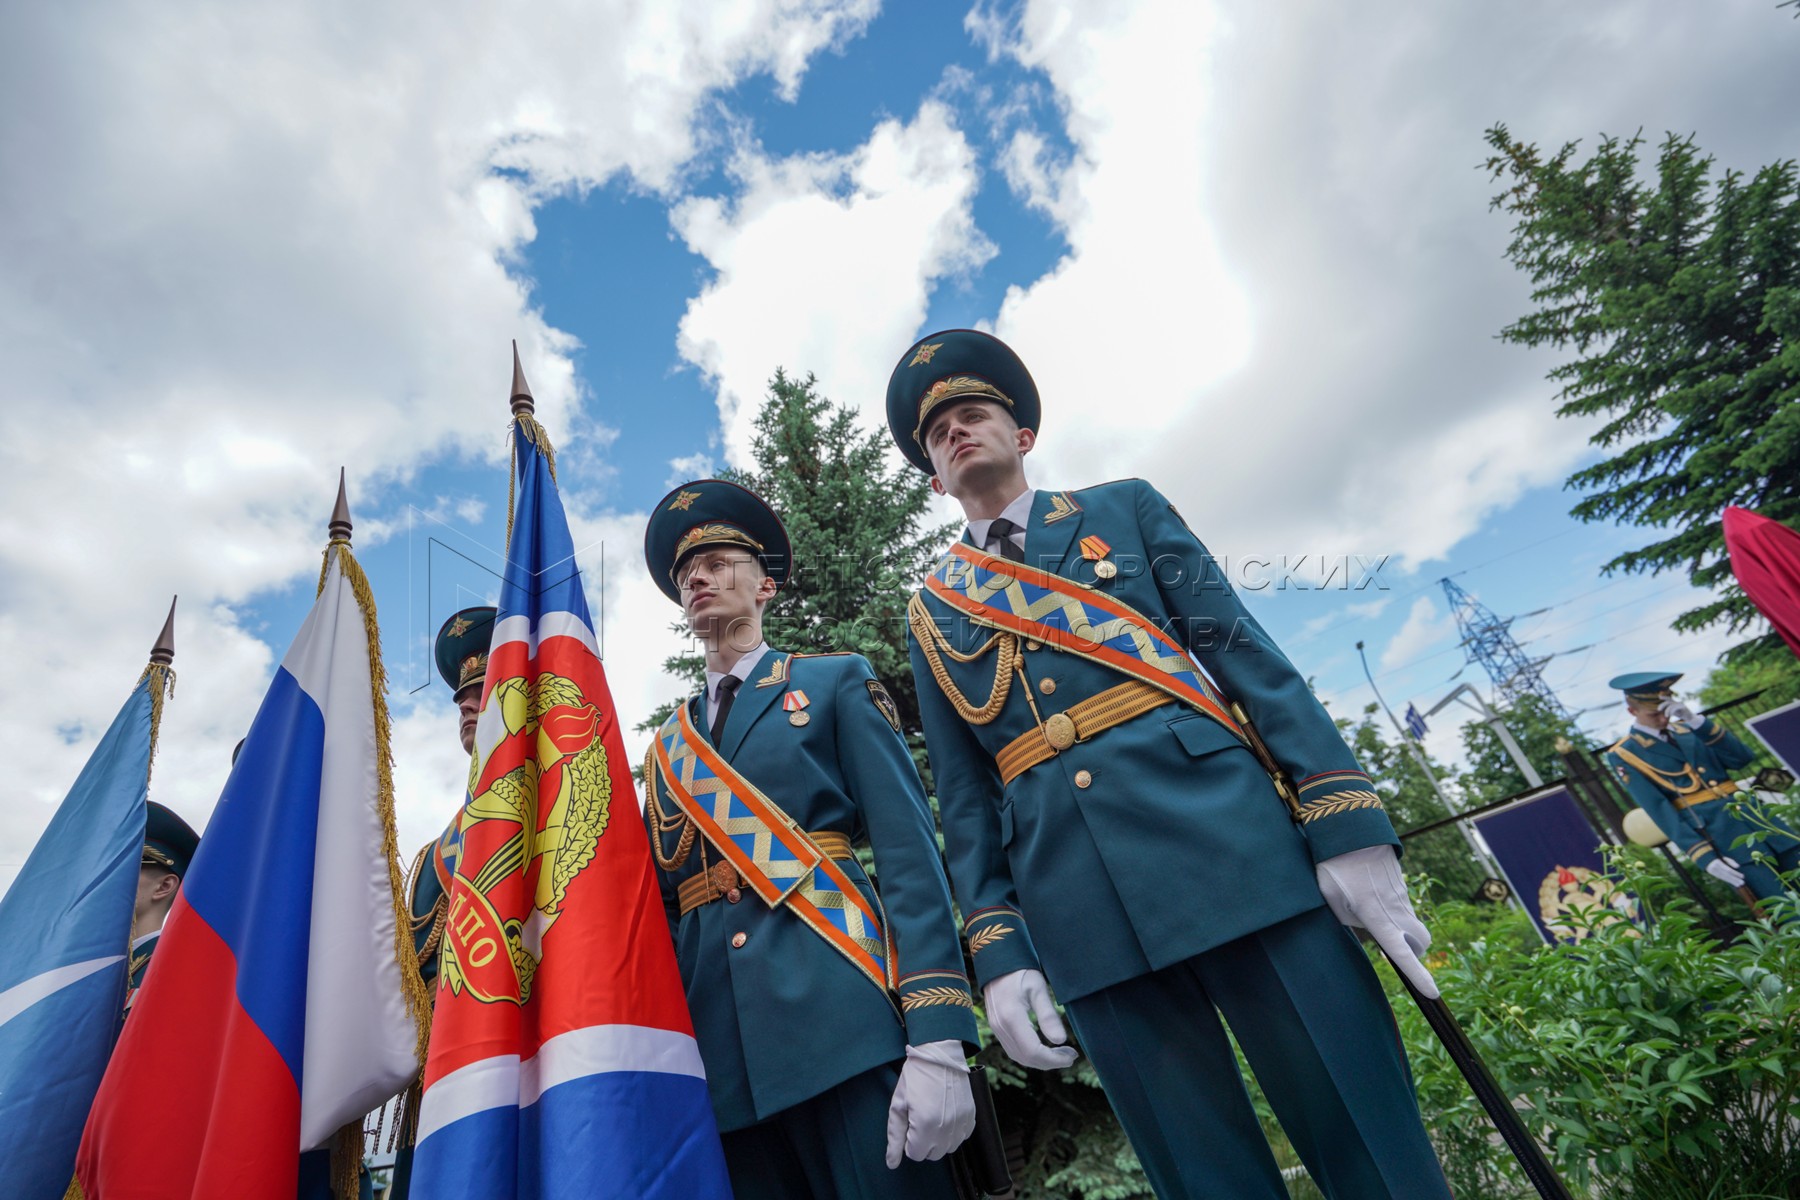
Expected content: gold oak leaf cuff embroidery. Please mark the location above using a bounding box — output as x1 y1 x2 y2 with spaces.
967 924 1014 954
1296 790 1384 824
901 986 975 1011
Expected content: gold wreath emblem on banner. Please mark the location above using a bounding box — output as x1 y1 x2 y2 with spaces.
440 671 612 1005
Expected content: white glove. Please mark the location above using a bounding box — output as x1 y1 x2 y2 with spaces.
1704 855 1746 889
884 1040 975 1168
1660 697 1699 727
1316 845 1439 999
982 968 1077 1070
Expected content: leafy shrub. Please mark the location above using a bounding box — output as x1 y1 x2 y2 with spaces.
1387 852 1800 1199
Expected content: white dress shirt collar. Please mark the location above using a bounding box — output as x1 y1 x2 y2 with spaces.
706 640 770 715
966 488 1037 554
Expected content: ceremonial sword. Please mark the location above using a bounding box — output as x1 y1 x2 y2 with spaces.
1384 950 1576 1200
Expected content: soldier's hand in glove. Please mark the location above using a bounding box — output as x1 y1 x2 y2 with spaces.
1660 697 1699 727
884 1040 976 1168
1316 845 1439 999
983 968 1078 1070
1704 855 1746 889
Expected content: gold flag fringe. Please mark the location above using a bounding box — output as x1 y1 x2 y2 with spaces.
329 1118 365 1200
504 413 558 547
318 540 434 1070
136 660 176 790
63 1176 84 1199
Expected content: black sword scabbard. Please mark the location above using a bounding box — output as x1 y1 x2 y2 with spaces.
1387 954 1576 1200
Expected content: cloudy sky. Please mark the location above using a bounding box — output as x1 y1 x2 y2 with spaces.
4 1 1796 892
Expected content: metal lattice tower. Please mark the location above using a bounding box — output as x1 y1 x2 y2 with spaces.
1439 578 1576 723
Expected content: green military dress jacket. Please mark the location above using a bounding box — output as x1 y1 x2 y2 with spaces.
643 650 979 1133
1603 718 1794 863
909 480 1402 1003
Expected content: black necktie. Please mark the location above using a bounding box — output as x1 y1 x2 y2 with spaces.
987 517 1026 563
711 675 741 745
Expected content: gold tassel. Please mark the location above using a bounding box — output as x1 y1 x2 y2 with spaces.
329 1119 364 1200
63 1176 85 1200
319 542 433 1066
389 1075 424 1153
504 413 558 546
135 660 176 789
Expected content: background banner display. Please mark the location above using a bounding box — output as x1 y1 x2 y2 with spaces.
1471 785 1635 944
1746 699 1800 776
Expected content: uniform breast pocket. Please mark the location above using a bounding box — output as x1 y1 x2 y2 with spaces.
1167 712 1241 759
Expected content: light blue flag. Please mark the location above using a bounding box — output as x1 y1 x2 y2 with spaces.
0 674 155 1199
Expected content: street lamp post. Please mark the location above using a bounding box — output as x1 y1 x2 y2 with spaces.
1425 683 1544 789
1356 641 1503 880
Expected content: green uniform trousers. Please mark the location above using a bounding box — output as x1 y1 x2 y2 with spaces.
1742 842 1800 905
1064 906 1450 1200
719 1061 959 1200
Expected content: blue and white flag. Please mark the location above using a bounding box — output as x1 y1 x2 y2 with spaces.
0 672 156 1199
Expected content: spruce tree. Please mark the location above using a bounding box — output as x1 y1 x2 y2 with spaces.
641 369 955 734
1484 127 1800 661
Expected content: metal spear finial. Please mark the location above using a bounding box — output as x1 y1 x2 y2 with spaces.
329 467 353 544
510 339 535 418
150 596 177 666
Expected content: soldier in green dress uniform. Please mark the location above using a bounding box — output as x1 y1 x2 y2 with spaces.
887 328 1451 1200
127 802 200 1012
383 604 496 1199
642 479 979 1200
1603 671 1799 904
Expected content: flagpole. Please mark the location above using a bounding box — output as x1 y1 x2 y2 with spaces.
316 469 433 1200
1355 641 1500 877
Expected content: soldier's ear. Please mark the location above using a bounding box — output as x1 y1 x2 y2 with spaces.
930 476 946 495
1016 427 1036 456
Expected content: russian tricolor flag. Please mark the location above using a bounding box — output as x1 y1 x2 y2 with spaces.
77 547 422 1197
410 418 729 1198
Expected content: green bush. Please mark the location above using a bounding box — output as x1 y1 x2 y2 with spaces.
1387 854 1800 1199
982 848 1798 1199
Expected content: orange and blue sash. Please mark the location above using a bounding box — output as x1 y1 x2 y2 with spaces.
924 542 1245 740
653 704 896 1000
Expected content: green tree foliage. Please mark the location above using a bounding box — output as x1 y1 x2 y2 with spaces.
1457 693 1587 806
1484 126 1800 661
1341 705 1488 901
1699 642 1800 711
640 369 956 732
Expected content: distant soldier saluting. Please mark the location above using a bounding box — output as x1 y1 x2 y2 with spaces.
1605 671 1799 903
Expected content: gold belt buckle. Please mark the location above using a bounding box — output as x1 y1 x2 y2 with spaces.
1043 711 1077 752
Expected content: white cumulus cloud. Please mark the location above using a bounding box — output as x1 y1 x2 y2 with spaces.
0 0 879 893
672 99 995 465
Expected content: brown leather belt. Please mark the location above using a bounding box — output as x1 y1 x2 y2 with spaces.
996 678 1174 784
1671 781 1738 810
676 830 856 915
